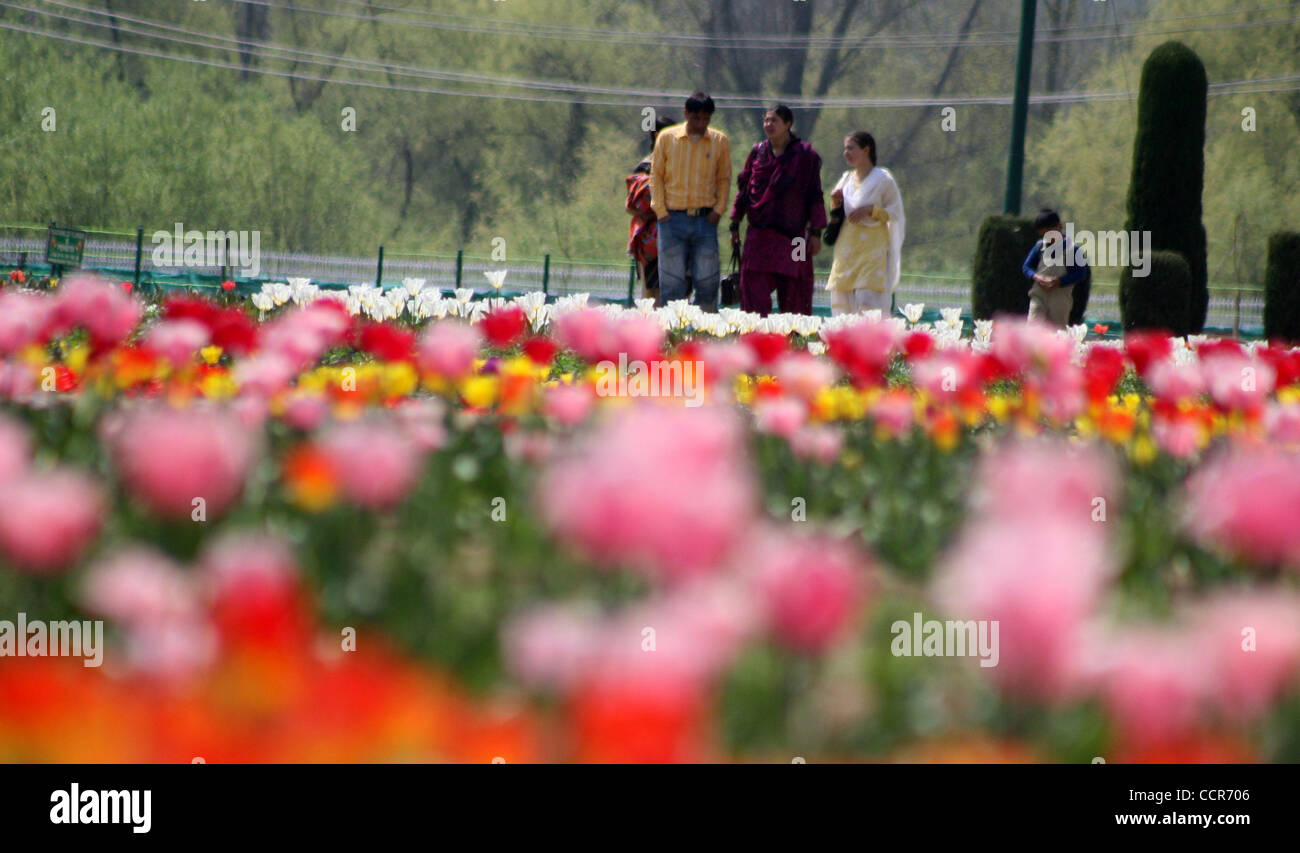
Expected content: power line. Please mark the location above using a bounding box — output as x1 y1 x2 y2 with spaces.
320 0 1298 40
3 11 1297 108
16 0 687 99
156 0 1300 51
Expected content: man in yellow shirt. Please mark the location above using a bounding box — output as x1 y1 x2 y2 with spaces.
650 92 731 312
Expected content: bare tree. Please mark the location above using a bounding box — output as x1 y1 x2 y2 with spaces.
679 0 921 141
233 0 270 81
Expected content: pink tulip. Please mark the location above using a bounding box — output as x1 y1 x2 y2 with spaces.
0 292 55 354
86 547 217 680
824 318 898 383
753 397 806 440
234 352 299 398
0 362 37 401
1146 360 1205 402
416 321 483 380
1202 353 1275 413
653 577 764 676
0 414 31 482
109 404 257 519
932 515 1116 698
392 398 447 452
1191 591 1300 722
1151 415 1202 459
318 418 422 509
82 548 198 625
260 304 349 368
538 404 755 583
282 392 329 431
553 309 611 363
503 429 557 465
1183 447 1300 570
504 604 603 692
869 391 915 437
613 314 666 364
231 395 269 430
201 534 299 600
773 352 836 401
696 341 755 388
259 322 328 368
1091 627 1212 743
52 274 142 346
1037 366 1086 424
991 317 1062 375
542 383 595 427
1265 401 1300 446
0 468 103 573
789 425 844 464
911 351 976 402
747 529 868 654
144 318 210 368
124 619 218 681
973 438 1116 523
592 580 762 687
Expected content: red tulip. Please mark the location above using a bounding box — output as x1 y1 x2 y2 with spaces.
480 306 527 348
1083 345 1126 403
522 335 559 366
355 322 415 363
739 331 788 367
1123 330 1172 377
903 330 935 361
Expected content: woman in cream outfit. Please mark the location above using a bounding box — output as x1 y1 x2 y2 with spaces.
825 131 906 315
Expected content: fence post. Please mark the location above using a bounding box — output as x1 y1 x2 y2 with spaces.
455 249 463 288
627 260 636 306
376 245 385 287
542 253 550 296
49 221 62 281
133 227 144 287
1233 288 1241 339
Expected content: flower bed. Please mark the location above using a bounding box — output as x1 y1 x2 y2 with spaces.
1 272 1299 763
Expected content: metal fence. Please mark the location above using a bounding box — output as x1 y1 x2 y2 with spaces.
0 223 1267 334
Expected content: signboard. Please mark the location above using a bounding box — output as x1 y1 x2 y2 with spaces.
45 226 86 268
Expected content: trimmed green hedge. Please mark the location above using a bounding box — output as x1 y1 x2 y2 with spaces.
972 215 1038 320
1120 249 1191 335
1068 266 1091 327
1264 231 1300 342
1124 41 1209 332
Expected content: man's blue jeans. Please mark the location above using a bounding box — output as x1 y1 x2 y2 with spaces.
657 213 720 312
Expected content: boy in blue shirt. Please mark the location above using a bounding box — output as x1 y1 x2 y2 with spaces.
1022 209 1088 327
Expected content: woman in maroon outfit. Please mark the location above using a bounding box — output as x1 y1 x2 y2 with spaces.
729 105 827 316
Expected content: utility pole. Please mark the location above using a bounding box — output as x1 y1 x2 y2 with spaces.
1003 0 1037 214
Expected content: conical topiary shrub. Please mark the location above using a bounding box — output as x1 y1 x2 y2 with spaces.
1067 266 1091 327
1264 231 1300 343
1124 41 1208 332
971 214 1038 319
1120 249 1192 335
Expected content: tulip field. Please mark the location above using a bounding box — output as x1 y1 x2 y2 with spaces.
3 270 1300 764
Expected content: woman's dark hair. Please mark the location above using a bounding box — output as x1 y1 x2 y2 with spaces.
768 104 794 126
848 131 877 165
685 91 716 115
650 114 676 149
